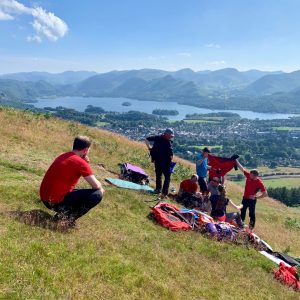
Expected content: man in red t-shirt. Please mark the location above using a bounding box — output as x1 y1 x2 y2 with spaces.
236 160 267 229
40 136 104 226
179 175 198 195
176 174 208 209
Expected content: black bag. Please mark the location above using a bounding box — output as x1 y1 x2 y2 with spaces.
273 252 300 267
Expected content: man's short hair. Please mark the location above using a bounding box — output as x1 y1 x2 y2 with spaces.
203 147 211 153
250 169 259 177
73 136 91 150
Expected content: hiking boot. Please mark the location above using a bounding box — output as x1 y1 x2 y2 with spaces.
154 189 161 194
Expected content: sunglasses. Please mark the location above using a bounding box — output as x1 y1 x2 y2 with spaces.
212 179 219 183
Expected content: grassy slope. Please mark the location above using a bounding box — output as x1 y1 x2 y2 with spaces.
0 108 299 300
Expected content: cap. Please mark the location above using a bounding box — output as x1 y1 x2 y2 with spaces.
164 128 174 137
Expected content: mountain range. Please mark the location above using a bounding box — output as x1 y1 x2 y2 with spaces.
0 68 300 113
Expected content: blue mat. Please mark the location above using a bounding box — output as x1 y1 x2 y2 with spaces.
105 178 154 193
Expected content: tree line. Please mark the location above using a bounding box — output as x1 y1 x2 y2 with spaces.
267 187 300 207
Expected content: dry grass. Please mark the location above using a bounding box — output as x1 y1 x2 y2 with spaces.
0 107 299 299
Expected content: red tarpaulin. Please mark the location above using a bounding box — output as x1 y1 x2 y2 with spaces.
208 154 238 178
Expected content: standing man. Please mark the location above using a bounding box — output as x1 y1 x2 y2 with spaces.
236 160 267 229
40 136 104 227
196 147 211 195
145 128 174 197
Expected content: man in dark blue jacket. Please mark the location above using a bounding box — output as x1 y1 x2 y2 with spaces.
145 128 174 197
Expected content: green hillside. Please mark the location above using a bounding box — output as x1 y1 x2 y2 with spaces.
0 107 299 299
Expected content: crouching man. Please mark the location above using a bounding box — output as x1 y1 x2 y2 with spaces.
177 174 209 211
40 136 104 227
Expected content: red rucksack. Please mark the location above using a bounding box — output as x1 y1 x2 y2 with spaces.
273 262 300 290
152 202 193 231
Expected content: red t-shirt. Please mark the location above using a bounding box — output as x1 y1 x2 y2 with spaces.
243 170 266 199
40 152 93 204
180 179 198 194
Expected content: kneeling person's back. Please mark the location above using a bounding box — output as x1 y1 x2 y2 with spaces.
40 136 104 225
40 151 93 203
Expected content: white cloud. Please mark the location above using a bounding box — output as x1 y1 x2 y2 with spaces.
0 10 14 20
0 0 31 15
31 7 68 41
26 35 42 43
177 52 192 57
0 0 68 42
141 55 166 61
205 43 221 49
209 60 226 66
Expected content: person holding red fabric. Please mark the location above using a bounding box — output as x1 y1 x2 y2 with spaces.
236 160 267 229
195 147 211 195
40 136 104 227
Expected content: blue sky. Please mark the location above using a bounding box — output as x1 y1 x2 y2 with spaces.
1 0 300 73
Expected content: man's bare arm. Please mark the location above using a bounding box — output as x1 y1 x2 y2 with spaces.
256 191 268 199
236 160 245 173
84 175 105 194
229 199 243 210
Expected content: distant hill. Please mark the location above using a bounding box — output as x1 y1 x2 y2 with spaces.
171 68 282 89
0 79 58 100
242 69 284 81
0 71 98 85
77 73 203 102
112 75 202 102
2 67 300 114
2 68 280 92
245 70 300 95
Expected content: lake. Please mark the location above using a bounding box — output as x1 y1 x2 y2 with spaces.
33 96 297 120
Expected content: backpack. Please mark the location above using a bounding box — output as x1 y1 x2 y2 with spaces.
119 163 149 185
273 263 300 290
152 202 195 231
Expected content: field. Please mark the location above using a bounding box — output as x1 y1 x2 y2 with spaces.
233 177 300 189
96 121 109 126
273 127 300 131
183 119 220 124
0 108 299 299
228 166 300 176
192 145 223 150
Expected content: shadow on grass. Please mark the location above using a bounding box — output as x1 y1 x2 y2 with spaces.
3 209 72 232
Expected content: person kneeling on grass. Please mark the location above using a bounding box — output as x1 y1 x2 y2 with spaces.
177 174 199 205
177 174 210 211
210 185 244 228
40 136 105 227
